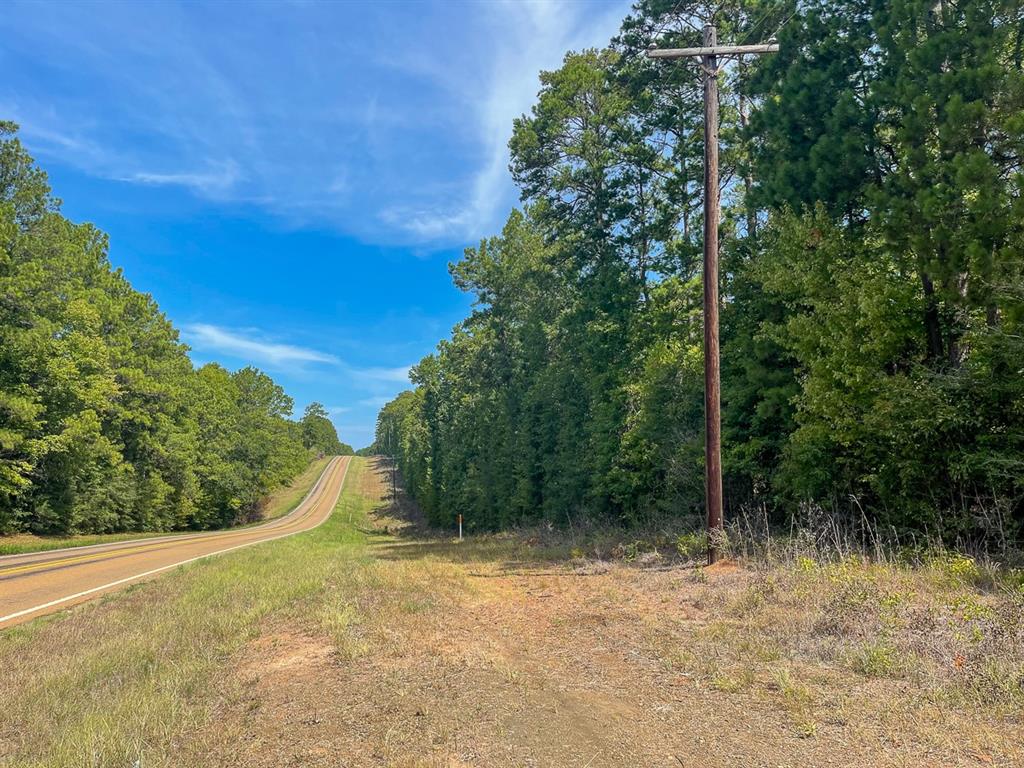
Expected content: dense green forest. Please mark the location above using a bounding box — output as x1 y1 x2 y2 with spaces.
375 0 1024 548
0 122 351 535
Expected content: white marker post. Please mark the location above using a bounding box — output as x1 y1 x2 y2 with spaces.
458 513 463 542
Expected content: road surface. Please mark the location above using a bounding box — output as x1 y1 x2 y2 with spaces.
0 455 351 629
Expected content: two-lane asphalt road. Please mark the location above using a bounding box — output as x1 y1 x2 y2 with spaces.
0 455 351 629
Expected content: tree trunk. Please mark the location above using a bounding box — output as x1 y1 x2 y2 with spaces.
739 64 756 239
921 272 944 361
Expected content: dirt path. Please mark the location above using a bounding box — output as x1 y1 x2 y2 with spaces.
0 456 350 628
183 460 1022 768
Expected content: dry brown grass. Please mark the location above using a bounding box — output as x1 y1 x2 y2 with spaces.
183 461 1024 767
3 458 1022 767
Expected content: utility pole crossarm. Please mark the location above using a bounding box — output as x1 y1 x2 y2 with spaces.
646 43 778 59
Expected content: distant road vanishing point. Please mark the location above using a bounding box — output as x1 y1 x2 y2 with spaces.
0 456 351 629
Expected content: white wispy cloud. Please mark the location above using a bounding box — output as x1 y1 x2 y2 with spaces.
348 365 411 385
380 0 630 243
183 323 339 367
379 206 469 241
182 324 413 397
357 396 393 408
3 0 630 246
125 159 241 195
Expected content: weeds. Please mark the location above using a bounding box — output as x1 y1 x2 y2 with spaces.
4 458 1021 766
850 640 901 677
0 458 371 768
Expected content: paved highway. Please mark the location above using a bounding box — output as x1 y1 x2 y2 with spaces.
0 455 351 629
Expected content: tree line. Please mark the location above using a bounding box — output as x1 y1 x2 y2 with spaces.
375 0 1024 546
0 122 352 535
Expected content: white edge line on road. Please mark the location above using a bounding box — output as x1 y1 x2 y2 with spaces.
0 456 352 627
0 456 341 564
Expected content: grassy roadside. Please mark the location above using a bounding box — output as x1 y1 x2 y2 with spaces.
0 456 374 768
254 454 333 524
0 456 332 557
2 457 1021 766
430 521 1024 719
197 467 1024 766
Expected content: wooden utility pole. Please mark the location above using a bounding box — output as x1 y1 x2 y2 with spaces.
647 24 778 565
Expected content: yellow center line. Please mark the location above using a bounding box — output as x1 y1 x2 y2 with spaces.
0 461 339 578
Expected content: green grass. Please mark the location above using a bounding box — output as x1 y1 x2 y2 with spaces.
0 529 187 558
0 457 378 768
4 461 1021 765
0 456 332 557
254 454 333 524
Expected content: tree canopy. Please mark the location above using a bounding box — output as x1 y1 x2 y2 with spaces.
301 402 353 456
0 123 349 535
377 0 1024 547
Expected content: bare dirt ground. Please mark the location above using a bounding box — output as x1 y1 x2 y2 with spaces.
184 461 1023 768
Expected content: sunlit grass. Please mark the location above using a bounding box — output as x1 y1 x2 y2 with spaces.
2 458 1021 765
256 455 334 523
0 457 372 768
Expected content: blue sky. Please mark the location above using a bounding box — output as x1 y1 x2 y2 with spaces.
0 0 630 448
